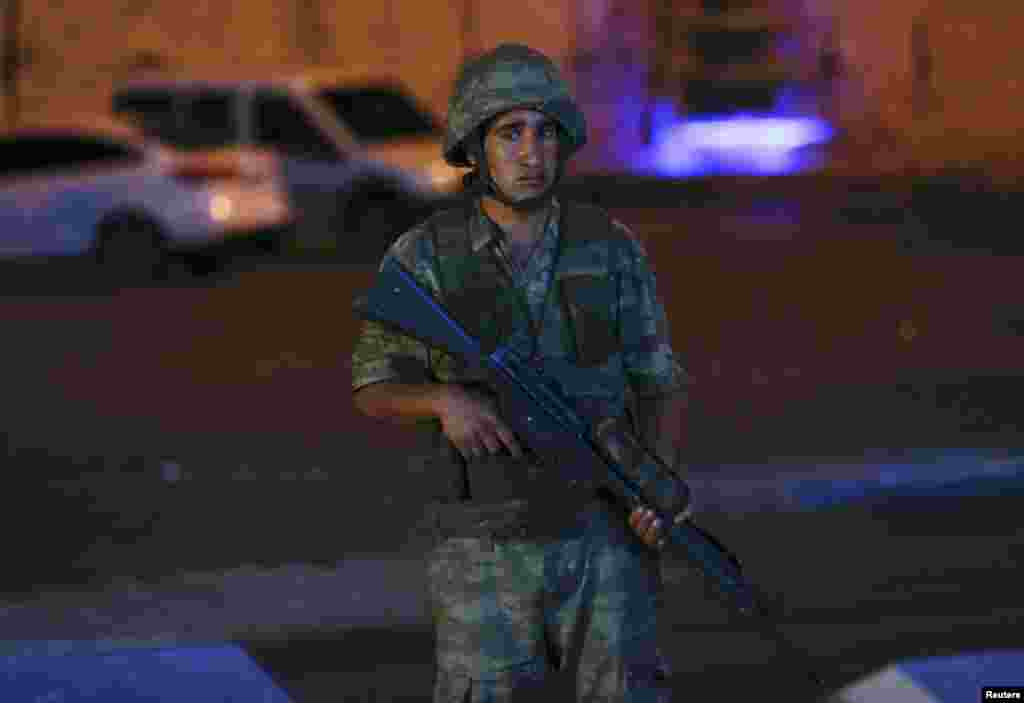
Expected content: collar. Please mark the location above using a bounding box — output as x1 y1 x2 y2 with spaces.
468 197 561 255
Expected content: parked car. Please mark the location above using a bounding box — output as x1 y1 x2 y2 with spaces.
112 71 467 249
0 116 295 281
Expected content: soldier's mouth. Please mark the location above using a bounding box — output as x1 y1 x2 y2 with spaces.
517 176 546 185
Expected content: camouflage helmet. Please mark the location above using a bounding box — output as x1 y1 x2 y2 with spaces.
443 43 587 167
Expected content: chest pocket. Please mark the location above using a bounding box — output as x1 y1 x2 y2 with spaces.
557 270 619 367
440 256 528 354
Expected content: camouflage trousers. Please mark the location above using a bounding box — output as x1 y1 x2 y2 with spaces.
425 502 672 702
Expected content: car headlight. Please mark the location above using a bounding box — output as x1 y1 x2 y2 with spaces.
209 194 235 222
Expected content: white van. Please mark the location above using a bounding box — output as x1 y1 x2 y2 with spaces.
0 116 293 281
113 71 466 249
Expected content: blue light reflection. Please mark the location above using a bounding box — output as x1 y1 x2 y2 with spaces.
637 100 834 177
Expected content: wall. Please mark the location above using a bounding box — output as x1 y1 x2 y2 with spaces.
916 0 1024 177
7 0 469 127
7 0 1024 177
315 0 466 118
567 0 655 171
13 0 305 123
803 0 1024 177
6 0 648 170
6 0 583 128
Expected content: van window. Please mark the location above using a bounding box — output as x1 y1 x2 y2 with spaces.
113 91 177 142
0 135 143 178
253 94 342 161
177 92 239 150
317 85 439 142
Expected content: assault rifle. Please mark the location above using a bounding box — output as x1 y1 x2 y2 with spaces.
353 256 827 693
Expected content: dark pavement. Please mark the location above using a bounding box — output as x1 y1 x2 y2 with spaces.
1 173 1023 700
240 491 1024 702
3 488 1017 701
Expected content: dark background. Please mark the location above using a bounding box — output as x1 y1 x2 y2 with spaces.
2 175 1023 700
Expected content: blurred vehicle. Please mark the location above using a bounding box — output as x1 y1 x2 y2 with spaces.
112 71 467 247
0 116 295 280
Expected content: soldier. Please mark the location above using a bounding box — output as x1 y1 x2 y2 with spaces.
352 43 691 702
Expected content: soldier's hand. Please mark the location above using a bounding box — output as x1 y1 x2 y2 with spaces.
629 505 692 550
436 385 523 462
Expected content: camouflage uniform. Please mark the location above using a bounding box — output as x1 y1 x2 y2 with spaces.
352 196 687 701
351 43 688 702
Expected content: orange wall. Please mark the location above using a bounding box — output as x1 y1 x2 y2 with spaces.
13 0 312 123
8 0 579 136
8 0 1024 176
9 0 469 127
804 0 1024 175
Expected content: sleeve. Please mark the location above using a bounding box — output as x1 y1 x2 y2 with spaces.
351 320 432 392
350 225 438 393
614 221 690 397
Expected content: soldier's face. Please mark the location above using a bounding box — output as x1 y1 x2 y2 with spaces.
481 109 560 202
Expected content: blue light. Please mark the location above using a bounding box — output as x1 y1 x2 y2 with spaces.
637 100 835 177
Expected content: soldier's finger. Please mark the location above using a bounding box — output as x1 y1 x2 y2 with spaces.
651 519 662 540
632 512 655 542
634 508 653 533
494 424 522 457
479 431 501 455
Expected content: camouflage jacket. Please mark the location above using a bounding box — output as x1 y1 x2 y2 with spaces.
351 197 687 512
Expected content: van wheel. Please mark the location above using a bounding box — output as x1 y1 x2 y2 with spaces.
95 218 169 286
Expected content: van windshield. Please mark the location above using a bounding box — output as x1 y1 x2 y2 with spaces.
316 85 439 142
115 90 239 150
